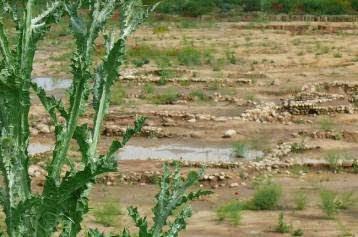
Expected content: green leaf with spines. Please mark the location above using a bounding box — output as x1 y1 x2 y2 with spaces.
108 116 146 158
31 82 69 123
73 124 92 164
128 207 150 237
124 163 212 237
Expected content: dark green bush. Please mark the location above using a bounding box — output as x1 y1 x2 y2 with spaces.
240 0 261 11
150 0 357 16
182 0 216 17
262 0 353 14
217 201 244 225
250 181 282 210
155 0 216 17
261 0 291 13
155 0 186 15
351 0 358 9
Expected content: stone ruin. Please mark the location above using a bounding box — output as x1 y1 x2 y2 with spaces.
240 81 357 123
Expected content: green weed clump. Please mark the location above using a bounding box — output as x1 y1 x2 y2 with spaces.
324 151 350 172
291 140 307 153
232 142 249 158
292 229 304 236
319 190 356 218
275 212 291 233
320 190 339 218
250 180 282 210
294 191 308 210
143 83 155 95
93 202 123 227
319 116 336 131
177 46 203 66
151 89 180 104
132 57 150 68
111 84 127 105
216 201 244 225
353 159 358 173
217 180 283 225
189 90 210 102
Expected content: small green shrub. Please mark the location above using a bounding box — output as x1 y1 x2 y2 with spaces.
93 202 122 227
353 159 358 173
151 89 180 104
324 151 343 172
319 190 356 219
158 68 176 79
111 84 127 105
210 57 226 71
208 80 221 91
177 19 199 28
291 141 306 153
232 142 248 158
315 43 331 56
333 52 342 58
319 116 336 131
320 190 339 218
153 25 170 34
189 90 210 102
250 180 282 210
334 191 356 210
292 229 304 236
244 93 257 102
294 191 307 210
128 45 176 66
132 57 150 67
226 51 237 64
177 46 203 66
275 212 291 233
216 201 243 225
143 83 155 95
157 68 176 85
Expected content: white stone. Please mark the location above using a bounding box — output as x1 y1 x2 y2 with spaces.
223 129 237 138
229 182 239 188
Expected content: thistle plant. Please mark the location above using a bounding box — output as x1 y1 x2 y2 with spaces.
0 1 210 236
89 163 212 237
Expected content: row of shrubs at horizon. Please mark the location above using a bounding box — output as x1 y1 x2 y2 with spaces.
143 0 358 17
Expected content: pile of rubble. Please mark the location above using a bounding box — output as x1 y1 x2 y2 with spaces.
240 102 292 123
298 130 342 140
281 91 354 115
309 81 358 94
121 69 252 85
265 142 320 161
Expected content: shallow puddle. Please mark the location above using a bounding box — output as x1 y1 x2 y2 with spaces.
32 77 71 91
28 142 263 162
117 144 264 162
28 143 53 155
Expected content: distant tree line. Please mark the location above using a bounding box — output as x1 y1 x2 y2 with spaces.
143 0 358 17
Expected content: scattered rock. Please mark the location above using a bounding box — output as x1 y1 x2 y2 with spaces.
229 183 239 188
223 129 237 138
188 118 196 123
190 132 203 138
37 124 50 134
